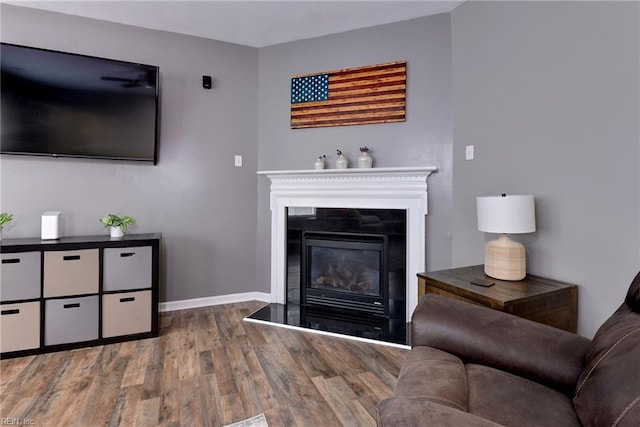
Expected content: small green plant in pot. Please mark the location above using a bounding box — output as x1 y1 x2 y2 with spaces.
0 212 14 240
100 213 136 238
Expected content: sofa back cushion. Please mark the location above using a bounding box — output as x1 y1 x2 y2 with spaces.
573 271 640 427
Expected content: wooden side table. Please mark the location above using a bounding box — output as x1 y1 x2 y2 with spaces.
417 265 578 332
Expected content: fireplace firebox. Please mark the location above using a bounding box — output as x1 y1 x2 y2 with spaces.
302 232 388 316
287 207 407 326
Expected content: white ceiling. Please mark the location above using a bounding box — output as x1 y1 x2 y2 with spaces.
5 0 464 47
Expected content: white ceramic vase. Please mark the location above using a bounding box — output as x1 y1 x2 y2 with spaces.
335 154 348 169
358 152 373 168
110 226 124 238
314 158 325 170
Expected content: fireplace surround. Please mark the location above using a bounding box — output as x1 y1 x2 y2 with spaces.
294 206 408 319
257 166 436 323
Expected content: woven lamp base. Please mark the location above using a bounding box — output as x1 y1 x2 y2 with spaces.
484 234 527 281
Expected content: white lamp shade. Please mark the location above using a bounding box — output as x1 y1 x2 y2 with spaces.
477 195 536 234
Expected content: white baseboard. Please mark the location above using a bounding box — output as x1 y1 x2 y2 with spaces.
159 292 271 312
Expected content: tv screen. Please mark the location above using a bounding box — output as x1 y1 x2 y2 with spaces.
1 43 159 164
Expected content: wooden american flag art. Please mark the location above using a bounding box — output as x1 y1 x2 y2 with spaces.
290 61 406 128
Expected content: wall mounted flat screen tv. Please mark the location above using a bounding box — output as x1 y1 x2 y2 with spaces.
1 43 159 164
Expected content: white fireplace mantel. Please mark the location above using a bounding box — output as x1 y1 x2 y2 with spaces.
258 166 437 321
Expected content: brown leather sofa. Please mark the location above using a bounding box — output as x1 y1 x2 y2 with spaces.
378 270 640 426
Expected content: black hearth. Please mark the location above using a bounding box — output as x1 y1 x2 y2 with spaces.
246 303 408 345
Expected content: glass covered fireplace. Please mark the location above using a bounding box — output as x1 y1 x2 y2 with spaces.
287 208 406 321
302 232 387 316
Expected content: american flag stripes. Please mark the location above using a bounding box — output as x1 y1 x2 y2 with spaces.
290 61 406 129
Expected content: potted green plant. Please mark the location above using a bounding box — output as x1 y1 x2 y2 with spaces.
0 212 13 241
100 213 136 238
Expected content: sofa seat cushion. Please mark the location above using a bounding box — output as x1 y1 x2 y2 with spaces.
467 364 582 427
393 346 469 411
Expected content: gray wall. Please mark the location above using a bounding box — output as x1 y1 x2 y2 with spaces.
3 2 637 338
0 5 260 302
451 1 640 337
256 14 454 291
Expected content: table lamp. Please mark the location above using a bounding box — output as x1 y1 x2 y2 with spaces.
476 194 536 281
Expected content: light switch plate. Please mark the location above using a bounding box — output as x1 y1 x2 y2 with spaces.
465 145 474 160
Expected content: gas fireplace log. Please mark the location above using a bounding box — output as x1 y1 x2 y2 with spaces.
313 265 376 292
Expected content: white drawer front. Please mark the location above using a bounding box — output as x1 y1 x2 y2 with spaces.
1 252 41 302
102 290 152 337
103 246 152 291
44 249 99 297
0 301 40 352
45 295 99 345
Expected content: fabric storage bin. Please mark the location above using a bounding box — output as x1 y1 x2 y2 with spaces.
44 249 99 297
102 290 152 337
103 246 152 291
1 252 41 302
45 295 99 345
0 301 40 353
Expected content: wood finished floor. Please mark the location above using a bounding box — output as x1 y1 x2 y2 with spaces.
0 301 408 426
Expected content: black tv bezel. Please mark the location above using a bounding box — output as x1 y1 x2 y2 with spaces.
0 42 160 165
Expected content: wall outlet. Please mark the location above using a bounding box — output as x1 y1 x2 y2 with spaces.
465 145 474 160
234 155 243 167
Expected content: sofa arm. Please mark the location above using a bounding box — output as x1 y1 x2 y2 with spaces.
412 294 591 395
378 397 504 427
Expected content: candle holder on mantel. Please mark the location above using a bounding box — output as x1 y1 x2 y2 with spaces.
335 150 348 169
358 146 373 168
314 155 326 170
